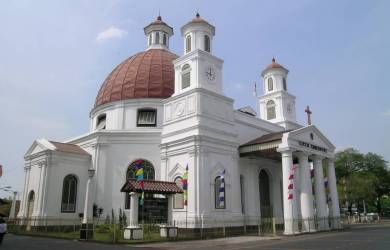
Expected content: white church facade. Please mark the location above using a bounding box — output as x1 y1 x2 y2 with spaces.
18 14 341 235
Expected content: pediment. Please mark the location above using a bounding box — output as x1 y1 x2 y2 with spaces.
283 125 335 155
25 139 56 157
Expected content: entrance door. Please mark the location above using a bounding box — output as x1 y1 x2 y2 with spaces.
259 170 273 218
26 191 35 231
139 195 168 223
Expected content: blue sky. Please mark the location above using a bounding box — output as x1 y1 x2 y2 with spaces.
1 0 389 198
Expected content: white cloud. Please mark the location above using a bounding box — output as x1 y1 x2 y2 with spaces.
382 110 390 117
96 26 128 42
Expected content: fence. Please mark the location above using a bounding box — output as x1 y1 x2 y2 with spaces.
5 216 345 243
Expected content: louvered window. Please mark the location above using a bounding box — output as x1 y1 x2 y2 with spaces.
137 109 157 127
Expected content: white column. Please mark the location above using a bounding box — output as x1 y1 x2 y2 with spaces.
313 156 329 230
128 192 139 227
281 150 299 234
82 177 92 224
327 158 341 229
167 194 173 226
297 152 316 232
9 191 17 219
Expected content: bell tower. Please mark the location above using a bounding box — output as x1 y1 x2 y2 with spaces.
172 13 223 96
144 15 173 50
259 58 300 130
161 14 242 224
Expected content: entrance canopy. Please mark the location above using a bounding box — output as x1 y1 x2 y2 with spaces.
239 130 289 160
120 179 183 194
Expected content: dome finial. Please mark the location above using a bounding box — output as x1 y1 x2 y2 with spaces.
196 12 200 18
272 57 276 63
157 9 162 21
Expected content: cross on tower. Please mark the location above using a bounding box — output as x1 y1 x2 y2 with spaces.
305 105 312 125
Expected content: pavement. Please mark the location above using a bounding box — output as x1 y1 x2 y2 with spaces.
2 223 390 250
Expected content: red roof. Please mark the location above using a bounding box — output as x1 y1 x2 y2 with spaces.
186 13 214 27
121 179 183 194
50 141 90 156
144 16 173 33
94 49 178 107
265 58 288 71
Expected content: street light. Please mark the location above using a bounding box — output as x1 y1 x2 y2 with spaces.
80 168 95 240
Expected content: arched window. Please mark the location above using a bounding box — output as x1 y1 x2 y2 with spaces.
163 33 167 45
204 35 210 52
155 32 160 44
181 64 191 89
266 100 276 120
173 176 184 209
186 35 191 53
61 175 78 213
215 176 226 209
283 78 287 91
125 160 155 209
96 113 106 130
259 170 272 218
268 78 273 91
149 34 152 46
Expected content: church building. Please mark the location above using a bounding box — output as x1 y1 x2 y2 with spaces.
18 14 341 235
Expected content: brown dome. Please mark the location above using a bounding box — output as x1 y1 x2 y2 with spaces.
95 49 178 107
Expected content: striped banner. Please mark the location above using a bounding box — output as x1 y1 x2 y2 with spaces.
135 160 145 206
219 169 225 208
182 164 188 206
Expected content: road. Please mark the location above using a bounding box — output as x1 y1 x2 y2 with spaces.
2 223 390 250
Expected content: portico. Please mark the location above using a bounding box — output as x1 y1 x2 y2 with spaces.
240 125 341 235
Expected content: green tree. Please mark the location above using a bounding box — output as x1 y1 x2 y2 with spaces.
335 148 390 215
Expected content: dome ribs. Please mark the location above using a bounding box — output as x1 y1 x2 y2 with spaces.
94 49 178 108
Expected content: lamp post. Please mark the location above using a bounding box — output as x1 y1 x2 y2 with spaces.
80 168 95 240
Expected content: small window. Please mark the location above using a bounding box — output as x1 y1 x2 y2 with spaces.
137 109 157 127
215 176 226 209
204 35 210 52
174 177 184 209
181 64 191 89
61 175 78 213
283 78 287 91
266 100 276 120
149 34 152 46
155 32 160 44
186 35 191 53
96 114 106 130
163 33 167 45
268 78 273 91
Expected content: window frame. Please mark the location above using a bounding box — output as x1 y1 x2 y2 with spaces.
173 176 184 209
204 35 210 52
61 175 78 213
266 100 276 120
186 35 191 53
136 109 157 127
154 32 160 44
181 64 191 89
267 78 273 91
163 33 167 45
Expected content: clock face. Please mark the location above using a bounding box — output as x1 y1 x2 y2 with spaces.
205 66 216 82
